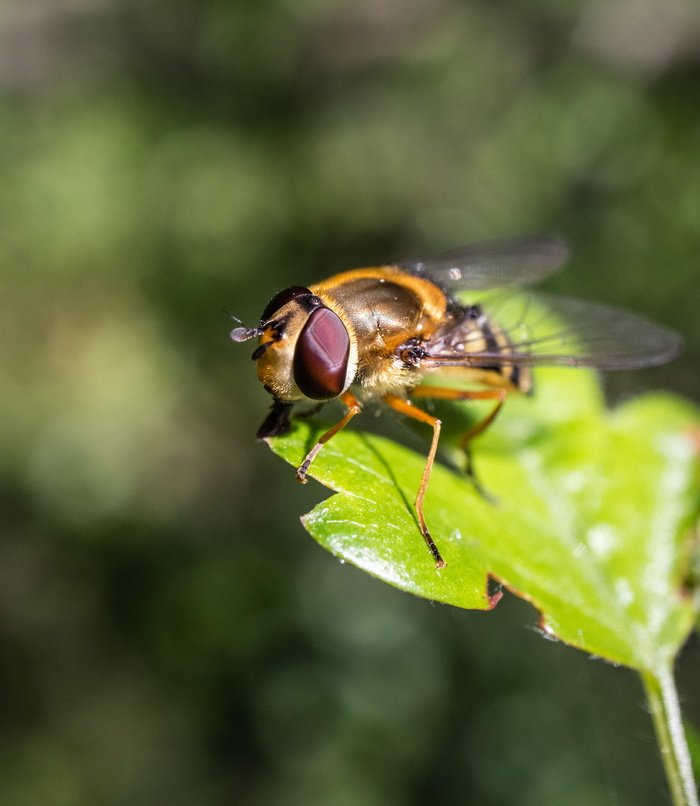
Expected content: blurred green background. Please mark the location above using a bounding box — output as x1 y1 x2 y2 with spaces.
2 1 700 804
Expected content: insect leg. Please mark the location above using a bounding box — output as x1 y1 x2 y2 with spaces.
296 391 362 482
410 386 507 497
382 394 446 569
410 386 507 446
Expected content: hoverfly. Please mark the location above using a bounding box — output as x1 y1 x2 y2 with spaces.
231 235 682 569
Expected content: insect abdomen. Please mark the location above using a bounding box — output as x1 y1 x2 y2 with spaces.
430 304 532 393
477 312 530 392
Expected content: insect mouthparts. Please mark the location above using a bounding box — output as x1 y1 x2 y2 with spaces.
251 341 275 361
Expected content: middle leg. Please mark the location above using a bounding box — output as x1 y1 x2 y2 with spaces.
383 393 446 568
410 385 507 495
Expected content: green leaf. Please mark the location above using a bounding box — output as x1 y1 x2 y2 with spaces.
267 367 700 671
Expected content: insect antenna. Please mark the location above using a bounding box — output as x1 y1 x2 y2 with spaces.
224 310 264 343
230 327 264 342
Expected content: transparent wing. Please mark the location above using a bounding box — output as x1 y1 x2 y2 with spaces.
396 234 569 291
424 291 683 370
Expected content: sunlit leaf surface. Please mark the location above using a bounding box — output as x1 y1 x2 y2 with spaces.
268 368 700 670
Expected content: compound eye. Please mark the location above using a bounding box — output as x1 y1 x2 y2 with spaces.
293 307 350 400
259 286 312 326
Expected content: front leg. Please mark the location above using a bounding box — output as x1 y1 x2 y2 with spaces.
296 390 362 482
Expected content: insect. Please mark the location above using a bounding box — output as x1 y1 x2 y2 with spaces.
231 235 682 568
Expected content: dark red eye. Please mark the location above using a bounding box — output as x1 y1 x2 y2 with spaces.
259 286 312 326
293 307 350 400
